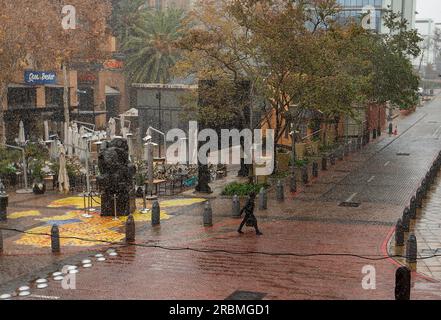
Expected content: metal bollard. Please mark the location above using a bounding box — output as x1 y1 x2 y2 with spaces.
151 201 160 226
203 201 213 227
406 234 417 264
51 224 60 253
409 197 417 219
322 157 328 171
395 266 411 300
421 178 428 196
402 208 410 232
0 230 3 253
0 180 8 222
276 180 285 202
389 123 393 135
312 162 319 178
125 214 136 242
290 174 297 193
373 129 377 139
301 166 309 185
416 187 423 208
395 218 404 247
232 195 241 218
259 188 267 210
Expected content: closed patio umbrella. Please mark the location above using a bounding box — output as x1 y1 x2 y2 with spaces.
43 120 49 142
108 118 116 138
18 120 26 145
58 144 70 193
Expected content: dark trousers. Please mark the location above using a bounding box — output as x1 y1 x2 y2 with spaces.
238 214 260 234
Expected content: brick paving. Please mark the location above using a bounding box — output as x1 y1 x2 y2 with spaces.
2 94 441 299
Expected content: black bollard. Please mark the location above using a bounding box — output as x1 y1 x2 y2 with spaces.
312 162 319 178
410 197 417 219
395 218 404 246
322 157 328 171
290 174 297 193
276 180 284 202
232 195 241 218
406 234 417 264
395 266 411 300
51 225 60 253
402 208 410 232
0 180 8 221
203 201 213 227
302 166 309 185
125 214 136 242
389 123 393 135
0 230 3 253
259 188 267 210
151 201 160 226
338 147 344 161
416 187 423 208
373 129 377 139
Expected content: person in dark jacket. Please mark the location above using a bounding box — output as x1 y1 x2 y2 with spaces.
238 192 263 235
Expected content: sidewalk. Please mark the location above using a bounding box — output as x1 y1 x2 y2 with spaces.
2 95 441 299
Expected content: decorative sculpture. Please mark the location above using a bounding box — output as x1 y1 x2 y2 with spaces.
97 138 136 216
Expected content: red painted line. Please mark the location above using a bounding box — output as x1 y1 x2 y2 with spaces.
381 225 438 283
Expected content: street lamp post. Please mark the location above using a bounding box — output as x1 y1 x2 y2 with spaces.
290 123 297 193
156 91 162 158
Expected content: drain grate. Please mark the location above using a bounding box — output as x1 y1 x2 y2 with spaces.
396 153 411 156
339 202 361 208
226 291 267 300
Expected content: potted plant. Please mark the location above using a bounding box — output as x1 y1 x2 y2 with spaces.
30 160 46 195
276 147 290 172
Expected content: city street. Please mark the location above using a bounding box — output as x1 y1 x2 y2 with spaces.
2 94 441 300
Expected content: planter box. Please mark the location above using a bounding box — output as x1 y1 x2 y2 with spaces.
295 143 306 160
276 152 290 172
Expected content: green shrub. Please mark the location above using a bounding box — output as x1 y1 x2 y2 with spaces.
221 182 268 197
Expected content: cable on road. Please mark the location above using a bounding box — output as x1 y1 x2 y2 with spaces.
0 226 437 262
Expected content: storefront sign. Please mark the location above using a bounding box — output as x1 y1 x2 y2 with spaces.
104 59 124 70
24 71 57 85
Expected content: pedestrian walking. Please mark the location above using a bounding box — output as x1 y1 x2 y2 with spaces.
238 192 263 236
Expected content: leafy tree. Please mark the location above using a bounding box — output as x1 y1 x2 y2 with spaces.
110 0 148 43
122 8 185 84
0 0 111 143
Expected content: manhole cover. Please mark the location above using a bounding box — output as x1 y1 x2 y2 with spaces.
226 291 267 300
396 153 411 156
339 202 361 208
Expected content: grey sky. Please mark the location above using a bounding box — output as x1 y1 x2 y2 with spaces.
416 0 441 23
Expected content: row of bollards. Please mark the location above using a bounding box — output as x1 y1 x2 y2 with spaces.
393 150 441 299
48 200 164 251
